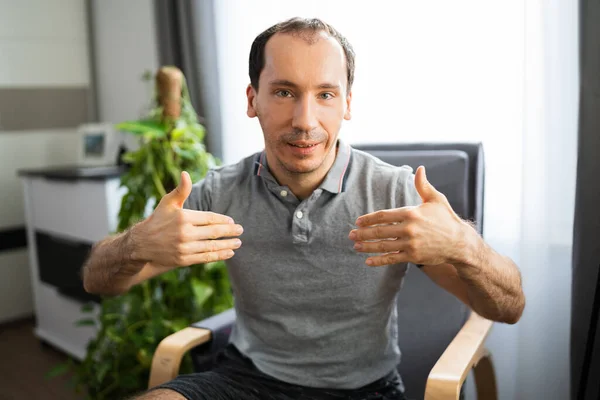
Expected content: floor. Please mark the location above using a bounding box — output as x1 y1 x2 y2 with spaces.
0 317 84 400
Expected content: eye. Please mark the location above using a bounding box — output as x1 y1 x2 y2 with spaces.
319 92 334 100
275 90 293 98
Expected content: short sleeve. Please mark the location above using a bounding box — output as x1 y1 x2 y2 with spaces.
396 166 422 208
183 170 215 212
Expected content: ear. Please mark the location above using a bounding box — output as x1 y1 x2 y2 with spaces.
344 90 353 120
246 84 258 118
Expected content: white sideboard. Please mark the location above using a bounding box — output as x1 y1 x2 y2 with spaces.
19 165 126 360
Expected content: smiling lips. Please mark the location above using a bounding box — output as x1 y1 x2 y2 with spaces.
290 142 318 148
288 141 320 155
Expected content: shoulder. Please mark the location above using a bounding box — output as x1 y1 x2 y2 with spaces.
204 152 260 188
348 147 421 207
185 152 261 210
349 147 415 184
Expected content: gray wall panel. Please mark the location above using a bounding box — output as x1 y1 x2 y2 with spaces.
0 88 89 131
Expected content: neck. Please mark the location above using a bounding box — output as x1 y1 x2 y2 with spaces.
268 144 338 200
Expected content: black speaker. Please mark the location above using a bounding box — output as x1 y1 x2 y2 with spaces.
36 231 100 304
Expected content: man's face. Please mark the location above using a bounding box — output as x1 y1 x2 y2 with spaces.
246 31 352 176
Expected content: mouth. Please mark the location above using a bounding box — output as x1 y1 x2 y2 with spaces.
287 141 321 156
288 142 320 148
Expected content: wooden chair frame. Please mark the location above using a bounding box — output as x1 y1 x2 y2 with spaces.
148 311 497 400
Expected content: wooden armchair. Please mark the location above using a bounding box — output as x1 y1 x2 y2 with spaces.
148 310 496 399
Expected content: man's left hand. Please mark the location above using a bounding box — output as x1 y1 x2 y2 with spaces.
349 166 469 267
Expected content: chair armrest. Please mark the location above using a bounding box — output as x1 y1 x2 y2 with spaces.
148 309 236 388
148 327 211 388
424 312 496 400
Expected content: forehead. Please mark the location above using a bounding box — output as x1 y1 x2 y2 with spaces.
261 31 347 86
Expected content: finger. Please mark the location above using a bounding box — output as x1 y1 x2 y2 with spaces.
414 166 443 203
349 224 401 241
162 171 192 208
184 210 235 226
181 238 242 254
355 208 414 227
180 249 236 266
190 223 244 240
353 238 403 254
365 251 410 267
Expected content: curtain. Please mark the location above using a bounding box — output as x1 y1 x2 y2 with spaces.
570 0 600 399
514 1 579 399
200 1 580 398
153 0 224 159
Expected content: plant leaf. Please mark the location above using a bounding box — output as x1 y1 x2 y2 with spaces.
190 277 214 307
45 362 70 379
115 120 166 135
69 69 233 399
75 318 96 327
136 348 152 367
106 326 124 344
96 362 111 383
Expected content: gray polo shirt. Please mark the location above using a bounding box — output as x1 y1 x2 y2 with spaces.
184 139 421 389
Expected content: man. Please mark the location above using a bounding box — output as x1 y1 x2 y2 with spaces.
83 17 525 400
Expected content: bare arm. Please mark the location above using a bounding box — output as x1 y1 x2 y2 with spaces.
82 225 147 296
82 222 180 296
82 172 243 296
350 166 525 324
420 224 525 324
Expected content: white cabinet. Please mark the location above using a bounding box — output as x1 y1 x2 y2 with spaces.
19 165 126 360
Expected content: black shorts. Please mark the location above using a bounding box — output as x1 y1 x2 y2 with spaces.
151 344 408 400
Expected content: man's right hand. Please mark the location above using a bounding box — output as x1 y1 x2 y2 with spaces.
132 171 243 268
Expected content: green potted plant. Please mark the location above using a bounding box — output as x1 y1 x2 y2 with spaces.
50 66 233 399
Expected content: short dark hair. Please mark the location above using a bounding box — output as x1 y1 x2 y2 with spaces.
248 17 355 94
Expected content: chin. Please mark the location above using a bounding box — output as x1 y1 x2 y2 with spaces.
282 159 322 174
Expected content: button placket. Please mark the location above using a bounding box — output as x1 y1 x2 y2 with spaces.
292 202 305 242
291 192 321 244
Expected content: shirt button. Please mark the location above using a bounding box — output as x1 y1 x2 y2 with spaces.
280 190 288 197
296 211 304 219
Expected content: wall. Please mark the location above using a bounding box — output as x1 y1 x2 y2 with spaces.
0 0 160 324
0 0 92 323
90 0 159 125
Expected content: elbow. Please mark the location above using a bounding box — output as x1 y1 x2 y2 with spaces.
498 294 526 325
83 281 125 297
83 279 93 294
507 295 526 325
83 276 104 296
501 310 523 325
82 271 127 297
81 257 102 295
482 310 521 325
82 268 95 294
475 293 526 325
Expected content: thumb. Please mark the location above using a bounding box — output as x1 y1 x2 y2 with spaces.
163 171 192 208
414 166 441 203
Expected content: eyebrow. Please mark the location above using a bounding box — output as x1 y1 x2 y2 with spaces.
268 79 341 90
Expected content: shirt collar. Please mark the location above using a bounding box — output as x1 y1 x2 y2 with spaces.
318 139 352 193
253 139 352 194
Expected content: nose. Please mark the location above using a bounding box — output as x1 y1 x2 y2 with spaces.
292 95 318 133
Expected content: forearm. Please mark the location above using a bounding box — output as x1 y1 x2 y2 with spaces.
453 226 526 324
82 225 146 296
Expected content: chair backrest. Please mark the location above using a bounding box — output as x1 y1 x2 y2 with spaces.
190 142 486 398
353 142 485 399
